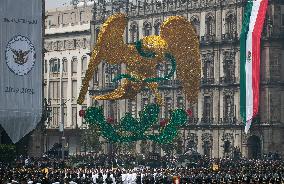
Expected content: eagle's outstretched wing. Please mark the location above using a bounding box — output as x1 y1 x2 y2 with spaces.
160 16 201 103
11 49 19 57
78 13 132 104
22 50 30 57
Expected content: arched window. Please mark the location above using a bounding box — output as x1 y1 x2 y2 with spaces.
71 57 78 75
191 16 200 36
154 20 161 35
130 22 139 43
62 58 68 73
81 56 88 73
49 58 60 73
143 22 152 36
226 13 235 35
205 15 214 35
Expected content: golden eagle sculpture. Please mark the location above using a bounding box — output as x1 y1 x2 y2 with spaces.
77 13 200 105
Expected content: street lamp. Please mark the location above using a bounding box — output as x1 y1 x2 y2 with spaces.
60 99 70 160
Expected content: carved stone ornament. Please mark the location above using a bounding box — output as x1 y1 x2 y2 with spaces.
202 133 213 147
223 50 235 61
187 133 198 146
222 132 234 142
223 89 234 96
58 41 64 50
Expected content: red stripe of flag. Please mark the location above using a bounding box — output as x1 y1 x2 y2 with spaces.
252 0 268 117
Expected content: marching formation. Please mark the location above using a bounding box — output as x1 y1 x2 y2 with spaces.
1 155 283 183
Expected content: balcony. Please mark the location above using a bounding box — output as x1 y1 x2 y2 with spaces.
200 117 214 125
88 83 118 95
221 32 238 42
221 117 237 125
219 77 236 85
201 77 215 85
200 34 215 44
49 72 60 78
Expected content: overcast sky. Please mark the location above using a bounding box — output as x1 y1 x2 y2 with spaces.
45 0 71 10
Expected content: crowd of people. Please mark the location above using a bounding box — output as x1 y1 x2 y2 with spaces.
0 154 283 183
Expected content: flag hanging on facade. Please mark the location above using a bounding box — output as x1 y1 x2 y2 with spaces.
0 0 43 143
240 0 268 134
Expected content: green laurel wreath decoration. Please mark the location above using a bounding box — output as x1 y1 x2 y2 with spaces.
84 39 186 143
84 103 188 144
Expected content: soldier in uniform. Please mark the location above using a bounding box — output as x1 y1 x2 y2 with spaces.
96 172 104 184
105 172 113 184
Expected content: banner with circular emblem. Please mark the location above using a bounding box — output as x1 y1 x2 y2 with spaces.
0 0 43 143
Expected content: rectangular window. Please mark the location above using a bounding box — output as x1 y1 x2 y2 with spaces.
165 98 172 118
44 60 47 73
282 14 284 26
62 81 68 99
93 69 99 84
71 59 77 74
63 59 68 73
82 57 88 73
72 80 77 99
63 107 67 125
49 82 54 99
71 12 76 24
80 11 84 22
63 13 69 25
52 107 60 127
56 81 60 100
224 95 233 119
128 100 136 117
72 107 77 127
49 81 60 100
204 96 212 119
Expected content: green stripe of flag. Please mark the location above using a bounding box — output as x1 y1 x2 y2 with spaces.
240 1 253 124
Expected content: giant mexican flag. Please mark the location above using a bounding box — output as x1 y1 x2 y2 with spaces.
240 0 268 133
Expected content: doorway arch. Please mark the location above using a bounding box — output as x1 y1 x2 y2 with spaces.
247 135 261 159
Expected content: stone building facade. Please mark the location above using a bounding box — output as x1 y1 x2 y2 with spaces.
44 2 94 155
44 0 284 158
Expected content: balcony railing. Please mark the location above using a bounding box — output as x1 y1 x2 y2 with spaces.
221 117 237 125
219 77 236 84
200 34 215 44
200 117 214 125
89 83 119 95
201 77 215 85
221 32 238 42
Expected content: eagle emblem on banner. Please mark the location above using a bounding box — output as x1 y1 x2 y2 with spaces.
5 35 36 76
